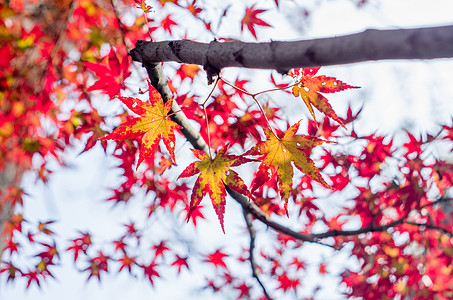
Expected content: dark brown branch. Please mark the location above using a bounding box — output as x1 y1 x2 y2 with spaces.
130 25 453 83
242 210 271 300
405 221 453 237
226 187 332 247
312 217 406 239
420 197 453 210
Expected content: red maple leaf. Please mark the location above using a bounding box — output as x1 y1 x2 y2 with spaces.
141 262 160 285
84 251 109 281
184 204 205 226
276 273 300 292
240 5 271 39
205 249 228 269
0 262 21 283
151 14 178 34
85 48 131 98
66 232 91 262
171 255 189 273
153 241 169 259
118 254 136 273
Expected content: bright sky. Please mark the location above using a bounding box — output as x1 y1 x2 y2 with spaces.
2 0 453 299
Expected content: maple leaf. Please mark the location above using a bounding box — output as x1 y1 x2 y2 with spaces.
277 273 300 292
240 5 271 39
185 0 202 17
84 251 109 281
291 67 359 128
118 254 136 273
134 0 152 12
178 145 253 233
100 81 181 169
205 249 228 269
247 121 331 212
66 232 91 262
85 48 131 98
153 241 169 259
141 262 160 285
152 14 178 34
184 204 205 226
171 255 189 273
0 262 22 283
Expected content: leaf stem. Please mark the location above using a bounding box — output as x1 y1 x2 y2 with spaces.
218 75 280 138
201 77 220 158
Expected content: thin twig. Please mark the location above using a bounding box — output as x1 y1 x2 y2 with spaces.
405 221 453 237
242 210 271 300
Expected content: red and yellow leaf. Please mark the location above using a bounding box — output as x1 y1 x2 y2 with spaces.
134 0 152 12
291 67 359 128
178 146 252 232
100 81 181 169
247 121 330 212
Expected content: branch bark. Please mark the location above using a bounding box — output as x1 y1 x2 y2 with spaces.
0 163 22 256
130 25 453 83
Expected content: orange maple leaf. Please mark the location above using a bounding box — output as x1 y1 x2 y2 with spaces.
178 146 253 233
247 121 331 212
100 81 181 169
291 67 359 128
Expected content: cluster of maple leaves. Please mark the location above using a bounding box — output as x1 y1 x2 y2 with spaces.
1 0 453 299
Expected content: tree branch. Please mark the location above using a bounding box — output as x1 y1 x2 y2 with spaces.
135 37 453 249
405 221 453 237
242 210 271 300
0 163 23 256
130 25 453 83
139 62 335 247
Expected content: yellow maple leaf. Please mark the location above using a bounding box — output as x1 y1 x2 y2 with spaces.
247 121 331 212
100 81 181 169
291 67 359 128
178 146 253 233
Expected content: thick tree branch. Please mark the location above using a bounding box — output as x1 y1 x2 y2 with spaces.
130 25 453 83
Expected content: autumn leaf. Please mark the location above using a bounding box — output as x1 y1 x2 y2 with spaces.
247 121 331 212
171 255 189 273
291 67 359 128
85 48 131 98
178 145 253 233
240 5 271 39
100 81 181 169
134 0 152 12
205 249 228 269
